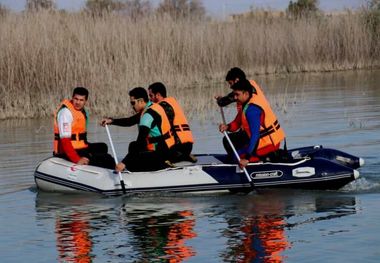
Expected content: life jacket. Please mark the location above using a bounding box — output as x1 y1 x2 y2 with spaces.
241 82 285 156
53 99 88 154
160 97 194 145
143 103 175 151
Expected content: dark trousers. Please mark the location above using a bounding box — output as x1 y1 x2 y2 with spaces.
169 142 193 163
122 141 170 172
222 129 250 162
76 142 115 169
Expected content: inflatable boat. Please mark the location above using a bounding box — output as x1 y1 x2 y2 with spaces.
34 145 364 196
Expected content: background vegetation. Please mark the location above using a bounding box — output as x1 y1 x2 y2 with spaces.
0 0 379 119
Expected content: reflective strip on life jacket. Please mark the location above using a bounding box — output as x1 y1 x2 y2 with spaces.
161 97 194 144
143 103 175 151
241 81 285 155
53 99 88 154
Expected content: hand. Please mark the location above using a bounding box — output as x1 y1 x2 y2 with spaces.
239 158 249 169
115 162 126 172
219 123 229 133
100 118 112 127
77 157 89 165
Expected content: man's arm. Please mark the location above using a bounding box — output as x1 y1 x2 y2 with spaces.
111 113 140 127
239 105 262 157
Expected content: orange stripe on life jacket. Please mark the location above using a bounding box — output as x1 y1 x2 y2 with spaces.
241 81 285 155
161 97 194 144
53 99 88 154
143 103 175 151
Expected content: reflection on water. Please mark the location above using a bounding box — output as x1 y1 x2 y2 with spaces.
1 70 379 262
56 212 93 263
34 191 357 262
125 207 197 262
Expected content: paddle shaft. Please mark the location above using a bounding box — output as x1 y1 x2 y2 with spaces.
220 107 255 188
105 125 126 194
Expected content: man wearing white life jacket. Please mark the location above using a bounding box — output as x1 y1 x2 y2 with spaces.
148 82 196 163
219 79 286 167
53 87 115 169
115 87 176 172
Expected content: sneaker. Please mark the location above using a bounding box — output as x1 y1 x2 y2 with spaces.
185 154 197 163
164 160 175 168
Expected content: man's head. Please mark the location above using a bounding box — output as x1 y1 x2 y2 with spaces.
231 79 253 105
148 82 167 103
129 87 148 113
72 87 89 111
225 67 247 87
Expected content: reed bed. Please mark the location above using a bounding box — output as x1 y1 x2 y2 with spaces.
0 11 378 119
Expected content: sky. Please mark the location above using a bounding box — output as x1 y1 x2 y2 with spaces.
0 0 366 17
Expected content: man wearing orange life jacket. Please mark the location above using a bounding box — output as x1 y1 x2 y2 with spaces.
115 87 176 172
219 78 285 168
53 87 115 169
147 82 196 163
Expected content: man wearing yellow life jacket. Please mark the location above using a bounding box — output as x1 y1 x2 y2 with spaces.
148 82 196 163
219 78 285 167
53 87 115 169
115 87 176 172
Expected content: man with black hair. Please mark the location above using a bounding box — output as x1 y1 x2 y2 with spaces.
148 82 195 163
53 87 115 169
115 87 176 172
218 68 286 165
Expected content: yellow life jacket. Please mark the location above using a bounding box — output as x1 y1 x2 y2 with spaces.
161 97 194 144
143 103 175 151
53 99 88 154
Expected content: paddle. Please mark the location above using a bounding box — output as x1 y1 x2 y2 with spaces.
220 107 255 189
105 125 126 194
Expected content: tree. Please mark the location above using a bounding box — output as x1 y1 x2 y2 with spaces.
26 0 56 11
84 0 124 16
124 0 152 19
156 0 205 19
286 0 319 18
0 4 10 17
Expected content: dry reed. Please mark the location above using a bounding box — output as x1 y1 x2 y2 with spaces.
0 11 378 119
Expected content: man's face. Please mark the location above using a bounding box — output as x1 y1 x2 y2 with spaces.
72 94 87 111
148 89 159 103
130 96 145 113
233 90 249 104
227 78 239 87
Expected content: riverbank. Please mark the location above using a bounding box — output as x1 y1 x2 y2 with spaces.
0 11 379 119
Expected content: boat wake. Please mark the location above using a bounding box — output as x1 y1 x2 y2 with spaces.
340 177 380 193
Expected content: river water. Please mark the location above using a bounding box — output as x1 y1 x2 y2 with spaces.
0 70 379 262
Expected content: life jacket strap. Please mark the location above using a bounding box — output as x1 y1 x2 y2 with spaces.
260 120 281 138
147 131 171 144
173 124 191 132
54 132 87 141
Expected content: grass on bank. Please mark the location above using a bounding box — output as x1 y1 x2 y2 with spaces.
0 11 379 119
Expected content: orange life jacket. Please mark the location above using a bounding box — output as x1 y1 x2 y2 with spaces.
241 81 285 156
143 103 175 151
161 97 194 144
53 99 88 154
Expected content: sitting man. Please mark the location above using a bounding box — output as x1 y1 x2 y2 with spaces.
53 87 115 169
115 87 176 172
219 79 286 167
148 82 196 163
